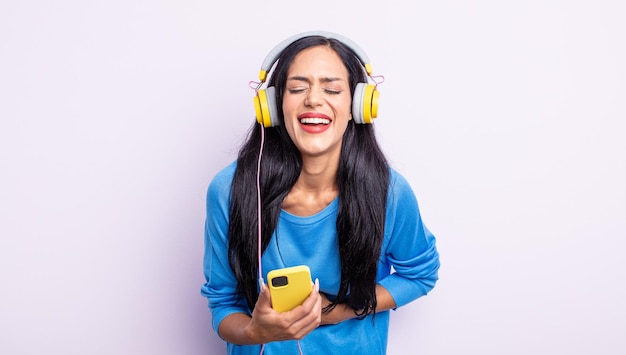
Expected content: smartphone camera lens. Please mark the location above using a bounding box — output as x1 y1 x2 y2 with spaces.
271 276 289 287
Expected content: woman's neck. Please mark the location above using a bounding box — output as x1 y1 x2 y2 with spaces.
282 155 339 216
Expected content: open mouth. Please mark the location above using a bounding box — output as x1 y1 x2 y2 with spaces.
299 117 331 125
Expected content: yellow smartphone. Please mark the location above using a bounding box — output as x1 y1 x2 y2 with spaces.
267 265 312 312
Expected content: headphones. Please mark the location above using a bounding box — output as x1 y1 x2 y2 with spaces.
253 31 380 128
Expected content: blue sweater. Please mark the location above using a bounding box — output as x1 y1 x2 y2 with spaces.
201 161 440 354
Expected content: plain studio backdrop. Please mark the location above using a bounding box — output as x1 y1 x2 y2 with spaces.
1 1 624 354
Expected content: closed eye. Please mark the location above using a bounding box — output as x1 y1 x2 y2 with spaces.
288 88 308 94
287 76 346 96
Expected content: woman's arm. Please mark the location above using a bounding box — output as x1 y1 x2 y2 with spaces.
320 284 396 325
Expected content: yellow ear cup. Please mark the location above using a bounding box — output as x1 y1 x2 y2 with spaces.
254 94 263 125
371 88 379 119
362 84 378 124
254 87 279 127
254 89 272 127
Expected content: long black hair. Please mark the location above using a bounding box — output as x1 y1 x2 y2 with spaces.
228 35 389 318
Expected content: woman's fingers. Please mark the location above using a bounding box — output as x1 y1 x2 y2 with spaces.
249 279 322 342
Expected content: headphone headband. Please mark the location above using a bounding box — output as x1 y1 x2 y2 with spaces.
258 31 373 82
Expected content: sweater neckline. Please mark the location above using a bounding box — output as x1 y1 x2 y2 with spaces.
280 197 339 224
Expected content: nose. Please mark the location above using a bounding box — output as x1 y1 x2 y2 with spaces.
304 87 323 107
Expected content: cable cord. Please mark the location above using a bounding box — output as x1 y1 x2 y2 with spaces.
257 124 265 283
259 341 303 355
256 125 304 355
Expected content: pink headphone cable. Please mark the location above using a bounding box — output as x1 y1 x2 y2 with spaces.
256 124 304 355
256 123 266 355
256 124 265 285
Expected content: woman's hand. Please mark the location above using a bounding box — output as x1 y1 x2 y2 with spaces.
237 279 322 344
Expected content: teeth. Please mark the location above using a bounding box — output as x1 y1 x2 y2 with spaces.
300 117 330 125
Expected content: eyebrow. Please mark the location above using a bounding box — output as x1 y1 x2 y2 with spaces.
287 76 344 84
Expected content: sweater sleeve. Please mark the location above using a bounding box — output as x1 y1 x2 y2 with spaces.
200 163 250 335
378 170 440 308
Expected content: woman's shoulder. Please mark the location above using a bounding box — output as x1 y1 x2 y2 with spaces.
207 160 237 198
388 167 414 193
212 160 237 181
386 166 421 210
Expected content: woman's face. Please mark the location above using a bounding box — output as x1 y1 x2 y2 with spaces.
282 45 352 161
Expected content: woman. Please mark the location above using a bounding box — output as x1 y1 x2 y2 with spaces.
201 31 440 354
